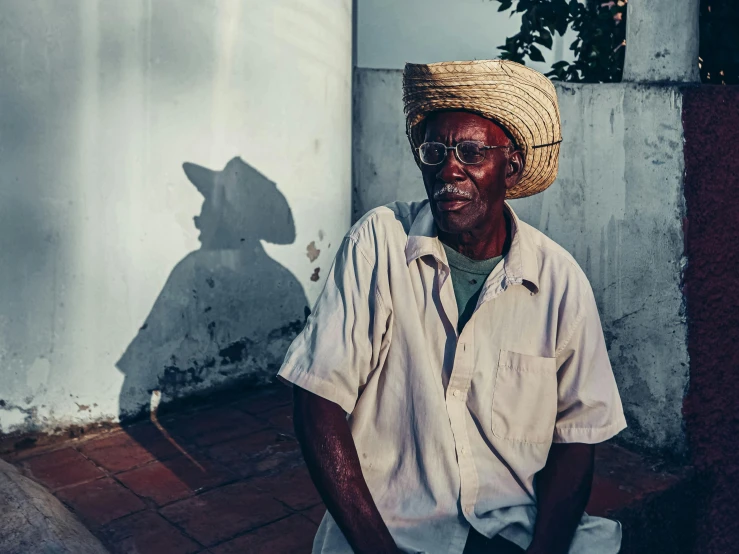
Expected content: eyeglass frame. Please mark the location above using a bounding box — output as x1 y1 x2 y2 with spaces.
416 140 513 166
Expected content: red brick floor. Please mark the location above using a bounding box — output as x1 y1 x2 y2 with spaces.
4 385 324 554
1 384 690 554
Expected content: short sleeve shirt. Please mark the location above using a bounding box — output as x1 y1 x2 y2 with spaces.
278 200 627 554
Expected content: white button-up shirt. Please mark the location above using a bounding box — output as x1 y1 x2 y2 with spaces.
278 200 627 554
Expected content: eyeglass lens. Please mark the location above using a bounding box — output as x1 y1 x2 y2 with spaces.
419 141 486 165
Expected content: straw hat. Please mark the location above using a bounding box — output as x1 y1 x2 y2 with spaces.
403 59 562 199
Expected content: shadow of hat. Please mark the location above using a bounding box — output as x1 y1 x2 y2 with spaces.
183 157 296 245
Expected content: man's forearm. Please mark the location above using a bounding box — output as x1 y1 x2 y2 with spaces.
527 443 595 554
293 387 400 554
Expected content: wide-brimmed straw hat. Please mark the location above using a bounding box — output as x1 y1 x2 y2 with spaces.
403 59 562 199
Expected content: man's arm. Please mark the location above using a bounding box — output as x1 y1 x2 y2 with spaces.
526 443 595 554
293 386 401 554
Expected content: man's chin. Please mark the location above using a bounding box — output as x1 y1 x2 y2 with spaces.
432 209 476 235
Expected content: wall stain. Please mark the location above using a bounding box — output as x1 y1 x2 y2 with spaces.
307 241 321 262
160 358 209 390
154 319 307 395
610 109 615 134
0 401 38 430
267 318 306 341
218 337 255 365
310 267 320 281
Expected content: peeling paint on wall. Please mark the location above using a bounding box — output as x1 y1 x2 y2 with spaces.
0 403 37 434
306 241 321 262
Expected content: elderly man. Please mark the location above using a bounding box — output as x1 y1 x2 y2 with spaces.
278 60 627 554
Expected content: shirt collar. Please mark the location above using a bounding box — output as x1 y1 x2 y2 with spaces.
405 200 540 294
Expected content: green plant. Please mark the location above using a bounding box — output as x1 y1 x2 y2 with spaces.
493 0 628 83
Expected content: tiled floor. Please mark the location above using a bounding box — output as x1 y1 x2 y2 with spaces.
4 386 321 554
2 384 689 554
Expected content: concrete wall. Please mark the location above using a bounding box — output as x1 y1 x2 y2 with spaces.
353 68 689 457
0 0 352 434
623 0 700 83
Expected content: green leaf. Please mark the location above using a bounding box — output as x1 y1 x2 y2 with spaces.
497 1 514 12
554 16 569 36
552 0 569 14
518 0 534 10
534 29 554 49
528 45 546 62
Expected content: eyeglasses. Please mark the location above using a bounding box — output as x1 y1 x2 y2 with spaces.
417 140 511 166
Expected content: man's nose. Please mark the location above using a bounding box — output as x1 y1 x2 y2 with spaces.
436 149 466 183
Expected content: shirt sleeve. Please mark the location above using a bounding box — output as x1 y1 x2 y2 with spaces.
276 235 390 414
552 282 627 444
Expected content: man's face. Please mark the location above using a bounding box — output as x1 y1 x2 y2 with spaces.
420 111 522 235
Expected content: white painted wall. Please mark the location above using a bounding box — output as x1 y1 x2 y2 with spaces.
0 0 352 433
353 69 689 456
357 0 575 73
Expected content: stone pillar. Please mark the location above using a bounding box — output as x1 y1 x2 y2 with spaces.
622 0 700 83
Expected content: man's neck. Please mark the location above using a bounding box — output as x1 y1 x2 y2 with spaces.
439 209 511 261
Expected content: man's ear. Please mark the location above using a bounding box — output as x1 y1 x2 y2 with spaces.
505 150 525 190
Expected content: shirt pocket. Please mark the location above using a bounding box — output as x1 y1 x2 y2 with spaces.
491 349 558 444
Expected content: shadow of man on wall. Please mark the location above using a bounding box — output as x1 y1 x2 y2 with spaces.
118 156 308 417
113 157 309 499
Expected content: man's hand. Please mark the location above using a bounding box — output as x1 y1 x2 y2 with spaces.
293 386 402 554
526 443 595 554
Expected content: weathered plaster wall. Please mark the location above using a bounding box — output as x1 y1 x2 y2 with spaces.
0 0 352 434
623 0 700 83
353 68 689 457
682 86 739 554
352 69 425 220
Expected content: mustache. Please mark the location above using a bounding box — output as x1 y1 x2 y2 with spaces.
433 184 473 200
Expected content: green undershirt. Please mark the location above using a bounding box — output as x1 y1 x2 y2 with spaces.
442 243 504 333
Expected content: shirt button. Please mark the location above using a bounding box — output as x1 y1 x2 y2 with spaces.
460 447 466 455
453 389 461 398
